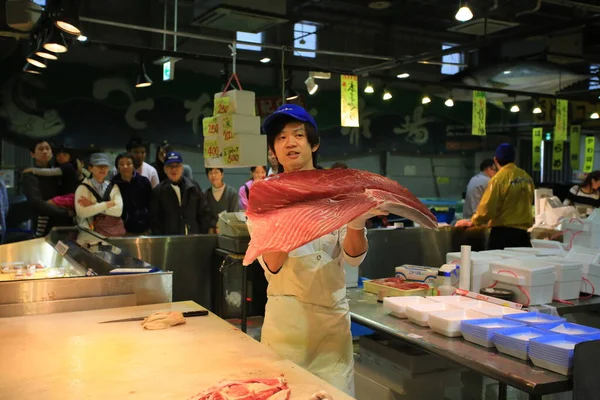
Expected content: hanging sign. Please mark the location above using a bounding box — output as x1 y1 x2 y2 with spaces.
471 91 486 136
202 117 218 137
340 75 359 127
552 140 564 171
555 99 568 141
214 96 231 115
583 136 595 173
570 125 581 170
532 128 543 172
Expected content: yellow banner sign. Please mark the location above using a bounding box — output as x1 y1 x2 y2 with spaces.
436 176 450 185
552 141 564 171
532 128 543 172
555 99 568 141
213 96 230 115
340 75 359 128
472 91 486 136
203 139 220 159
202 117 218 137
583 136 595 173
570 125 581 170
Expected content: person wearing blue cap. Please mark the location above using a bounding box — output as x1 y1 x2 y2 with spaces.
149 151 211 235
456 143 535 249
247 104 380 395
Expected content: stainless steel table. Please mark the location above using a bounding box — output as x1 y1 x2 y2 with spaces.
347 289 571 400
552 296 600 315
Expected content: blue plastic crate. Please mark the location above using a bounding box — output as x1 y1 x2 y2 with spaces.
503 312 566 327
351 322 375 337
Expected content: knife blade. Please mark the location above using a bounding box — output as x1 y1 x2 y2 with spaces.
98 310 208 324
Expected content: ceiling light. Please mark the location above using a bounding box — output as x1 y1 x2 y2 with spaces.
503 70 511 75
397 73 410 79
304 76 318 95
421 94 431 104
53 3 82 36
26 53 48 69
364 82 374 94
383 89 392 101
455 5 474 22
43 29 68 53
135 63 152 88
77 35 88 42
445 97 454 107
23 63 42 75
510 104 520 113
35 44 58 60
533 106 542 114
260 57 271 63
591 112 600 120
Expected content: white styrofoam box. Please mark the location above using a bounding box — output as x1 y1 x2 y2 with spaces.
476 306 526 317
445 252 502 293
489 259 556 305
405 303 459 327
344 264 358 288
542 256 583 300
217 114 261 136
562 210 600 249
428 309 489 337
504 247 542 254
204 133 267 168
214 90 256 116
427 296 480 306
530 239 567 255
565 245 600 270
383 296 435 318
581 263 600 294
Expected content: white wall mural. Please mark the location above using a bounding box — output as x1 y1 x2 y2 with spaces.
184 93 212 135
393 106 432 145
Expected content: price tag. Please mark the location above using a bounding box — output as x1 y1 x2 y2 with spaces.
223 146 240 165
214 96 231 115
221 116 235 141
202 117 218 137
55 240 69 256
203 140 220 158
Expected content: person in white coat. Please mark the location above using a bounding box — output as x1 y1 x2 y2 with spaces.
75 153 124 232
251 104 382 396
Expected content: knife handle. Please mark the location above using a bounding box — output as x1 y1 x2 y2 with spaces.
182 310 209 317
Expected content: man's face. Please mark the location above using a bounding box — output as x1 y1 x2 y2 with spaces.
31 142 52 165
165 163 183 182
207 168 224 187
131 146 146 166
485 166 498 178
273 122 318 172
117 157 134 177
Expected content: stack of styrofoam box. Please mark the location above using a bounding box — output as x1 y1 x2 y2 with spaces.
445 251 502 293
540 256 584 301
488 258 556 305
566 246 600 295
202 90 266 168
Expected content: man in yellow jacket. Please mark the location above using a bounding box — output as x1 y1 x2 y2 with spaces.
456 143 534 249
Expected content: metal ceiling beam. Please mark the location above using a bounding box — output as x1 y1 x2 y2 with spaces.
543 0 600 13
353 12 600 75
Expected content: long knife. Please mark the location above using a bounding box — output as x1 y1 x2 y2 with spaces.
98 310 208 324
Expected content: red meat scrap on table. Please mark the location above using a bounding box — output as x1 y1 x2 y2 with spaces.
188 377 290 400
243 169 437 265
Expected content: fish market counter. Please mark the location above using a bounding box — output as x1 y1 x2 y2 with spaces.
0 301 352 400
347 289 571 399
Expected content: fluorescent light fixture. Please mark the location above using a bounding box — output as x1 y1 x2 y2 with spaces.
591 112 600 120
533 106 542 114
503 70 511 75
455 5 473 22
383 90 392 100
364 82 374 93
77 35 88 42
260 57 271 63
396 73 410 79
445 97 454 107
304 76 318 95
510 104 520 113
421 95 431 104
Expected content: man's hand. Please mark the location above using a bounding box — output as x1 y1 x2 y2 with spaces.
106 200 116 208
348 209 389 230
22 168 34 174
78 197 93 207
455 219 473 228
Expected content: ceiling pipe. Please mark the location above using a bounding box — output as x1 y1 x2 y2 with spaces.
353 12 600 75
517 0 542 17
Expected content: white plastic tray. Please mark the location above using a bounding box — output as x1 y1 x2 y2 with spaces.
495 343 529 360
462 332 495 348
427 296 480 306
530 356 572 375
428 309 489 337
382 296 435 319
405 303 459 327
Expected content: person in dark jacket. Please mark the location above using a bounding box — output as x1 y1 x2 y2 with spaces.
150 151 211 235
205 168 239 233
152 143 194 182
21 140 73 237
112 153 152 235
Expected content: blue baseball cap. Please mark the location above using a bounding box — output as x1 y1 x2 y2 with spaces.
495 143 515 164
262 104 318 136
164 151 183 165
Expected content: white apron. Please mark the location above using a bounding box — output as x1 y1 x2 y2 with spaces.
258 229 358 396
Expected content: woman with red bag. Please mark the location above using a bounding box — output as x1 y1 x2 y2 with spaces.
75 153 125 237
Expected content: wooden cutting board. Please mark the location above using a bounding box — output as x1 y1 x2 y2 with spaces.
0 301 354 399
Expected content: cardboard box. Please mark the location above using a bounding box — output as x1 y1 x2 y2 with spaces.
214 90 256 116
204 133 266 168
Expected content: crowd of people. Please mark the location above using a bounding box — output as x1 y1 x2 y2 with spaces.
20 138 287 238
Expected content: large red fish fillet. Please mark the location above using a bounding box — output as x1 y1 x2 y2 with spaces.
187 377 290 400
243 169 437 266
